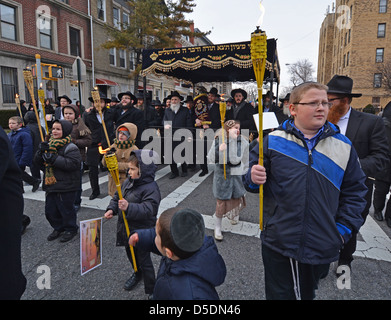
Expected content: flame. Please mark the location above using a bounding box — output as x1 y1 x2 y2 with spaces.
40 82 43 88
257 1 266 27
15 93 19 98
220 94 225 102
98 145 110 154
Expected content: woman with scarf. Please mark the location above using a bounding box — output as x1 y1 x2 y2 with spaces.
102 123 138 197
62 104 92 211
34 120 82 242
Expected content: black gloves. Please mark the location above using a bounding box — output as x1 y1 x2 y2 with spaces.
39 141 50 152
42 152 57 164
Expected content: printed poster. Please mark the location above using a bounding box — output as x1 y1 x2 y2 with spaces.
80 217 102 275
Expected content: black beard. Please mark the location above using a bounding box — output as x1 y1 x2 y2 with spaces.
121 102 132 110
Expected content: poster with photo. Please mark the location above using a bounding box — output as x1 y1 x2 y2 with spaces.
80 218 102 276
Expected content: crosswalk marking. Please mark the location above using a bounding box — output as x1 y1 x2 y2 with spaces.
22 165 391 262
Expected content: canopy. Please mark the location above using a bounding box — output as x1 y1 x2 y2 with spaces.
141 39 279 84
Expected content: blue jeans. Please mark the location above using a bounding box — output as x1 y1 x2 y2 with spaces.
45 191 78 233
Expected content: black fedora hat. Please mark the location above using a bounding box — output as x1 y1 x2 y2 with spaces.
327 75 362 97
57 95 72 104
279 93 291 102
118 91 137 103
231 88 247 100
208 87 220 97
170 91 184 101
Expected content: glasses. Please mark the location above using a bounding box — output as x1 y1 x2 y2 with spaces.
293 101 333 108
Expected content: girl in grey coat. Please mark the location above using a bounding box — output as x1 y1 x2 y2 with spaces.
207 120 249 240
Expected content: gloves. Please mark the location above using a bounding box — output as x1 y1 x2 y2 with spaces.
42 152 57 164
39 141 50 152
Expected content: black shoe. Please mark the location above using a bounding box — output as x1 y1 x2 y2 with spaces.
124 273 142 291
169 172 179 179
32 180 40 192
374 210 383 221
47 230 62 241
60 231 77 242
21 215 31 235
89 193 100 200
386 217 391 228
199 170 208 177
181 171 188 177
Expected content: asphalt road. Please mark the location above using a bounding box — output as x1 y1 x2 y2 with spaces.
19 165 391 302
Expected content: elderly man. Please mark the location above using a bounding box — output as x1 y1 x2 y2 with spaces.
163 91 192 179
326 75 389 272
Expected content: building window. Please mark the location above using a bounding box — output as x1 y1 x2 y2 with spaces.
119 49 126 68
0 3 16 41
69 27 81 56
129 51 135 70
58 0 69 4
378 23 386 37
374 73 382 88
376 48 384 62
97 0 106 21
109 48 116 66
379 0 388 13
122 12 129 28
113 7 120 29
39 18 53 49
1 66 18 103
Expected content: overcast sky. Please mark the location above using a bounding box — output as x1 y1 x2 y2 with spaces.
187 0 334 92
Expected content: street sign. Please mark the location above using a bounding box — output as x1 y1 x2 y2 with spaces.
49 66 64 79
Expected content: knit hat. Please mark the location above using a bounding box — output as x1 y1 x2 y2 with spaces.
118 126 130 139
170 209 205 253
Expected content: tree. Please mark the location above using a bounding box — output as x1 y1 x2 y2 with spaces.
377 60 391 94
102 0 209 93
287 59 315 87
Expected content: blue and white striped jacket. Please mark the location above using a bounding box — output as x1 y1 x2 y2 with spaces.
244 120 367 264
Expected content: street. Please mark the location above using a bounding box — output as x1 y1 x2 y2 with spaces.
20 165 391 301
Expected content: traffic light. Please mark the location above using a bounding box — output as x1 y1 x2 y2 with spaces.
49 66 63 79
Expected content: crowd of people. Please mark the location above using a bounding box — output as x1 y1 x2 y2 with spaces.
2 75 391 301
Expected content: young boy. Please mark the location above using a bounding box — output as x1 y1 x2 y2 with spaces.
104 149 161 297
243 82 368 300
34 120 81 242
8 116 40 192
128 207 227 300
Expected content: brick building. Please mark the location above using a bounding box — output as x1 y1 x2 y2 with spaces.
0 0 220 111
318 0 391 110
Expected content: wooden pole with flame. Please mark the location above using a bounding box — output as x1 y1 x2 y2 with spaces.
104 152 138 273
38 83 49 134
15 94 24 126
251 27 267 231
219 95 227 180
23 69 44 142
92 88 138 272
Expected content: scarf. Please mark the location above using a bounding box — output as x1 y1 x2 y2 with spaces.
45 135 71 185
114 138 135 149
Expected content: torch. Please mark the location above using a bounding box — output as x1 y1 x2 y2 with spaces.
219 95 227 180
23 68 44 142
91 88 111 148
38 83 49 134
104 152 138 273
15 94 24 126
251 27 267 230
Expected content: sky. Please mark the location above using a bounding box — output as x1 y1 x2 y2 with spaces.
187 0 334 93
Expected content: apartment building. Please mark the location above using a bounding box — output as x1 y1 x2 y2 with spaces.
318 0 391 110
0 0 209 110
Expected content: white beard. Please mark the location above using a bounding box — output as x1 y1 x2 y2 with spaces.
170 103 181 113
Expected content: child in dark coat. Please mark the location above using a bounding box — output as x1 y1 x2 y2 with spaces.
105 149 161 296
129 207 227 300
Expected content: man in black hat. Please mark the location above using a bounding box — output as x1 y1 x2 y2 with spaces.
135 92 158 127
163 91 192 179
326 75 389 272
206 87 222 130
115 91 144 148
226 88 257 136
55 95 72 120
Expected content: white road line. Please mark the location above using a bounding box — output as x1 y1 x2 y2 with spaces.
22 166 391 262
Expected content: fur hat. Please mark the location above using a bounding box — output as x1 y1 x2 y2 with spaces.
170 208 205 253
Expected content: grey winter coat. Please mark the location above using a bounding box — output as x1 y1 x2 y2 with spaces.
207 135 249 200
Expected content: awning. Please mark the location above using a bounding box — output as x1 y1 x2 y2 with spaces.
96 78 119 86
141 39 279 84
